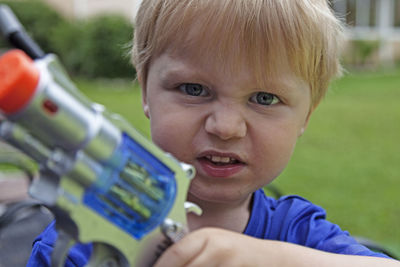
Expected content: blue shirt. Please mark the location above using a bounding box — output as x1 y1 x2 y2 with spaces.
244 189 389 257
27 189 390 266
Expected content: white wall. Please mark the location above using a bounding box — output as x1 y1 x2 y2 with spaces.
42 0 142 22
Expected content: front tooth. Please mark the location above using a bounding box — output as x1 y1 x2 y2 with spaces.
220 157 230 163
210 156 231 163
211 156 221 162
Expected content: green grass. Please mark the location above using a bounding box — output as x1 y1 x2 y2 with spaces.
57 70 400 257
75 78 151 137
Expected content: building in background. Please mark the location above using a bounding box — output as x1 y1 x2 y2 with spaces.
42 0 142 22
331 0 400 65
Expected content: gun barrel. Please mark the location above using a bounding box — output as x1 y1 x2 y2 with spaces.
0 49 185 240
0 50 121 161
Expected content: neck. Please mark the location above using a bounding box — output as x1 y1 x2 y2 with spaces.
186 193 253 233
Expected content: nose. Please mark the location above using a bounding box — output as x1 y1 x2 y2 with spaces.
205 103 247 140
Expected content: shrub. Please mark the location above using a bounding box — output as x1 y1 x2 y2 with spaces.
352 39 380 65
0 0 67 54
48 21 86 75
73 15 135 78
0 0 135 79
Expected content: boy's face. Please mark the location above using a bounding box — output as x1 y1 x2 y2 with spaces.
140 49 311 206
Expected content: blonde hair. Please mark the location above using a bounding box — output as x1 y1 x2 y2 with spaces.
132 0 344 109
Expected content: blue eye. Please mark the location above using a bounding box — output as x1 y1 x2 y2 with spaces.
179 83 208 97
250 92 280 106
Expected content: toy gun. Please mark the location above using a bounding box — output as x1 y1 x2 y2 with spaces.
0 5 201 266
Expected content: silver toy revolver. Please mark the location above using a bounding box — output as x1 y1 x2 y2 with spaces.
0 5 200 266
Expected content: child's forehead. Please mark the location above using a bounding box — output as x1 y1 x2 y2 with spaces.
160 19 287 81
135 0 343 109
146 4 311 104
165 41 298 92
152 51 309 100
152 2 306 85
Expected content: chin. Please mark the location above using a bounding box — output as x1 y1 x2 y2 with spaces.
187 184 251 205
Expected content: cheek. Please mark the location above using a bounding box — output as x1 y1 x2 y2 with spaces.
150 116 179 150
148 109 197 162
252 126 299 178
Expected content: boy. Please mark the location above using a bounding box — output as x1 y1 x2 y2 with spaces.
29 0 399 266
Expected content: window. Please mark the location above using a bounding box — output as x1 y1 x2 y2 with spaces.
395 0 400 26
330 0 400 28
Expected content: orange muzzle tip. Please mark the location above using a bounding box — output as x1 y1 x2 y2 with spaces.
0 49 39 114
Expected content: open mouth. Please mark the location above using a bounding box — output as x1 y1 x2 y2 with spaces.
203 155 242 165
197 154 245 177
197 154 246 168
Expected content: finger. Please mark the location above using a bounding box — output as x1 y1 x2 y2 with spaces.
153 231 208 267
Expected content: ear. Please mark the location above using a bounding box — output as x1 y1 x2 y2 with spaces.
298 109 312 137
137 73 150 119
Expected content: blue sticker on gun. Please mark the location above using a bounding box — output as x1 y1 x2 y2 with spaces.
83 133 177 239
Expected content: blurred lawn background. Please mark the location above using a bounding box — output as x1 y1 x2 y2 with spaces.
76 68 400 257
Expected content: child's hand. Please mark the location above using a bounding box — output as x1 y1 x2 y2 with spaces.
154 228 400 267
154 228 267 267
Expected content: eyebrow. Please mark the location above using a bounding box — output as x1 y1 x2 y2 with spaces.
158 60 209 85
257 76 307 96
